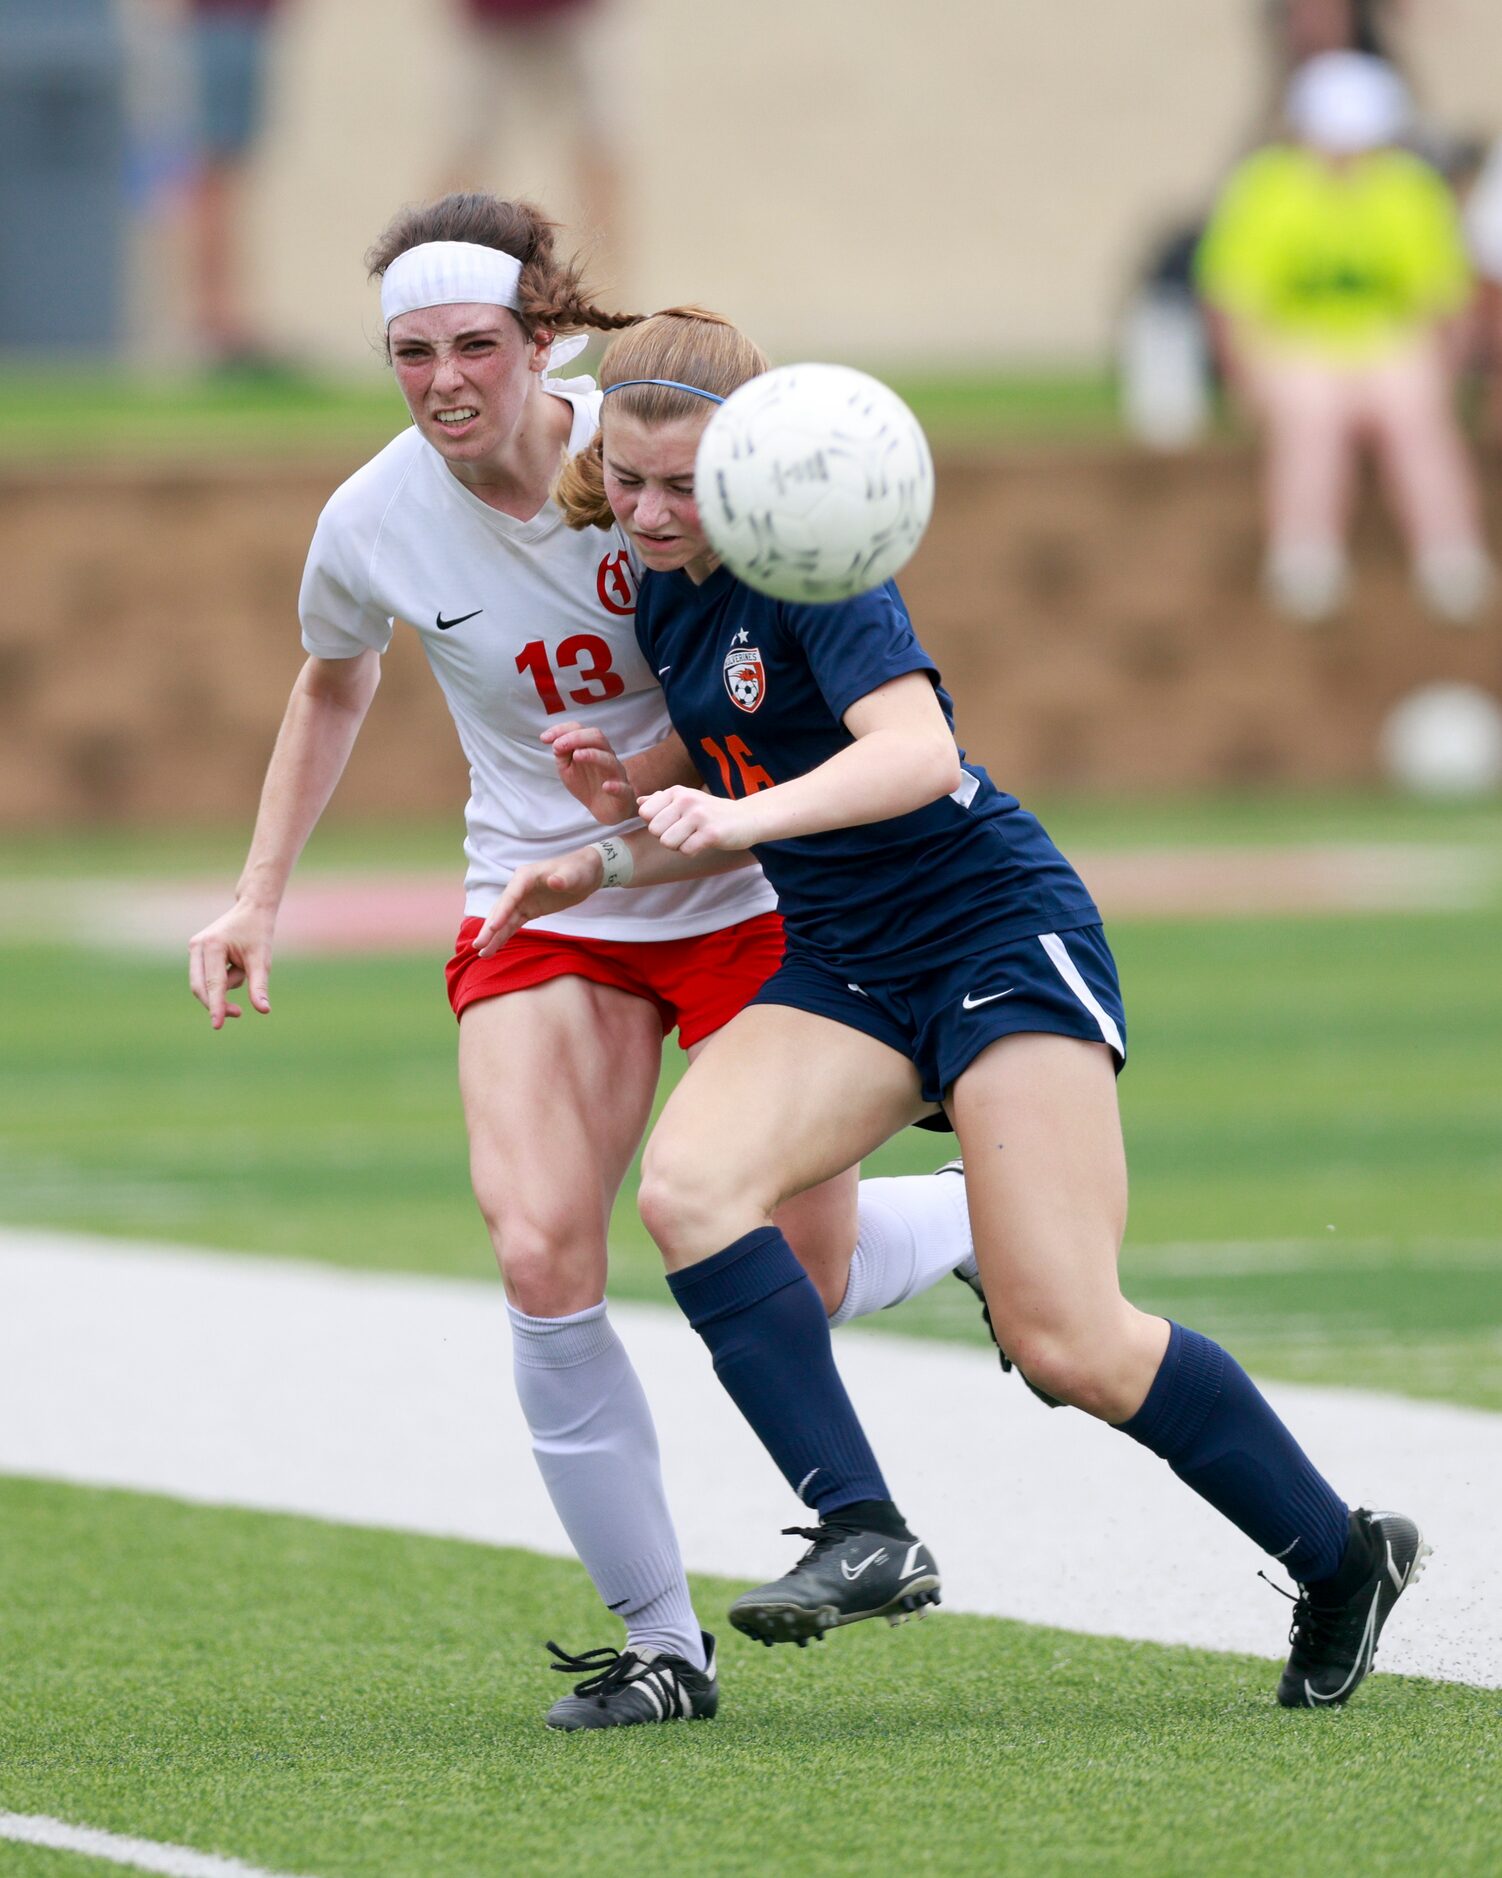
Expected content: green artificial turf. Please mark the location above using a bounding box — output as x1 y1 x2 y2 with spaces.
0 364 412 465
2 788 1498 880
1 796 1499 1410
0 365 1119 465
0 1478 1495 1878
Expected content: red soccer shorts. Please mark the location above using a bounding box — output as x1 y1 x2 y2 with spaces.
445 910 786 1050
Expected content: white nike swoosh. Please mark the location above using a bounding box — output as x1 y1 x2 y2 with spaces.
962 989 1016 1010
1305 1582 1383 1704
657 665 672 675
840 1547 889 1581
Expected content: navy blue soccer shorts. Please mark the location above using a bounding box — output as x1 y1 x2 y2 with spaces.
749 923 1126 1131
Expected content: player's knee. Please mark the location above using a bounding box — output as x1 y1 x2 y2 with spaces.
476 1192 604 1317
498 1236 604 1317
639 1134 743 1261
998 1328 1080 1407
996 1323 1131 1420
637 1157 703 1260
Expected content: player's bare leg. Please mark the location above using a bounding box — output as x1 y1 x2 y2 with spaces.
951 1032 1424 1706
683 1030 860 1317
461 974 662 1311
648 1008 929 1267
693 1051 972 1330
948 1033 1163 1420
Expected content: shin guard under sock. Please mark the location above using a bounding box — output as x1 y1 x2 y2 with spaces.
508 1301 704 1664
667 1227 891 1519
1120 1321 1349 1582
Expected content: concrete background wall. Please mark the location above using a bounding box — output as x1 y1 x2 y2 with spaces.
138 0 1502 371
6 444 1499 825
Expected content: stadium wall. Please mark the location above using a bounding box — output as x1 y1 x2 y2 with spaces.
5 446 1500 825
129 1 1502 370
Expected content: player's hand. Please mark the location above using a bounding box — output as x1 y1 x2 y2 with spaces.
541 720 637 824
637 786 760 856
188 902 276 1030
471 848 606 956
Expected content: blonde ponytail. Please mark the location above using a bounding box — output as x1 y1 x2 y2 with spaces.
554 431 614 531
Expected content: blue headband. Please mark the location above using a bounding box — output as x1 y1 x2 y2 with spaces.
601 378 725 404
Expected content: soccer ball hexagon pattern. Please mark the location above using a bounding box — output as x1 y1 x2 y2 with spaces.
694 362 935 604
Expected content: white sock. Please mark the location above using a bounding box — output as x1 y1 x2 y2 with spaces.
507 1300 704 1668
830 1169 975 1328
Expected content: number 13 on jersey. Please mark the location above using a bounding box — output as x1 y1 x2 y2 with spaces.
516 636 626 713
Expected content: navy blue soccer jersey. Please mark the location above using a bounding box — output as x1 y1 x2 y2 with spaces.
633 565 1099 981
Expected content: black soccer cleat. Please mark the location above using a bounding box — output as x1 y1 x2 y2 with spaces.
729 1522 941 1647
543 1631 719 1730
939 1161 1063 1408
1276 1508 1430 1709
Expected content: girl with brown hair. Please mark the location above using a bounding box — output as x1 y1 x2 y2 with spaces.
189 202 965 1729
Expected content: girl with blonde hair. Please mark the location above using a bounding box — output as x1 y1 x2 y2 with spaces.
484 307 1427 1705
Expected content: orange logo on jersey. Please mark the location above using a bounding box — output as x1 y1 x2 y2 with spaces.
597 551 638 616
723 645 765 714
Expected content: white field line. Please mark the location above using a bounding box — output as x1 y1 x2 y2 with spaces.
0 1812 311 1878
2 1229 1499 1688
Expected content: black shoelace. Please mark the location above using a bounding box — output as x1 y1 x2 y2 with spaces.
545 1639 647 1698
781 1522 847 1558
1258 1571 1344 1654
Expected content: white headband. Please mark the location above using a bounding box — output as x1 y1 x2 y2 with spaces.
381 240 525 326
380 238 590 373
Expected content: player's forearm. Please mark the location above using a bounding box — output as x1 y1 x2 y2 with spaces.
739 730 961 844
609 828 758 886
236 656 380 908
622 730 699 799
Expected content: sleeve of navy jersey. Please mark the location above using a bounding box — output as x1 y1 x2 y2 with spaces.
776 581 943 726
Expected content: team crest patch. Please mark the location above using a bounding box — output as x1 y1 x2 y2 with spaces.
596 550 638 615
723 645 765 713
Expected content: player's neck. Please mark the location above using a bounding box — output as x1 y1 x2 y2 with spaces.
443 387 573 521
684 547 721 585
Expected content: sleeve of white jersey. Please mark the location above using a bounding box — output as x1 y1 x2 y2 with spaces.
298 492 396 658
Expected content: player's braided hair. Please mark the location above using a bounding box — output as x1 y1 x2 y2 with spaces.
554 307 769 531
365 193 641 350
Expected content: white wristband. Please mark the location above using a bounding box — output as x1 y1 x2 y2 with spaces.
591 836 635 888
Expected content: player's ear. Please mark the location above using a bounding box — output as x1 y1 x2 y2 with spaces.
528 330 555 374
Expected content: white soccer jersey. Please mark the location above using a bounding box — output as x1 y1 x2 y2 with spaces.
299 382 775 937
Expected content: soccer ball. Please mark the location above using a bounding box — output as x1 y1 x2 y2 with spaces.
1379 682 1502 795
694 362 934 604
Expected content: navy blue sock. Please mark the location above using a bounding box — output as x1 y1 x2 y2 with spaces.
1120 1322 1349 1583
666 1227 890 1519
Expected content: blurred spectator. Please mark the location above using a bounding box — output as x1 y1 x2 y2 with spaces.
1262 0 1403 91
1196 51 1491 623
1118 1 1407 449
442 0 622 254
185 0 286 367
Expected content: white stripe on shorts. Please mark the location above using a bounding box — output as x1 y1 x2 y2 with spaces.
1037 932 1125 1059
